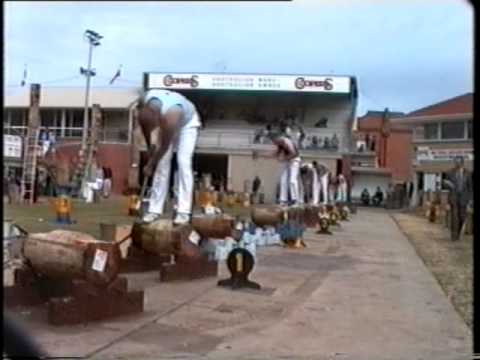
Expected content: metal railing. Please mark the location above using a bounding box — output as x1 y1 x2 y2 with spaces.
3 126 129 143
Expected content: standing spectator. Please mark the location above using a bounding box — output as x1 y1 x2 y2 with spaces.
311 136 319 149
365 133 371 151
328 173 337 204
336 173 348 203
41 127 51 156
252 176 261 196
370 135 377 151
48 129 56 154
102 167 110 198
443 156 473 241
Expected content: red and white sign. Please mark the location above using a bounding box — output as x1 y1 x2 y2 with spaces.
145 73 351 93
416 147 473 161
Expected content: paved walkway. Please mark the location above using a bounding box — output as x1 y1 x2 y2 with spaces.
11 208 471 359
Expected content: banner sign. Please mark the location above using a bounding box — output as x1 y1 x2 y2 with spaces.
4 135 22 158
416 147 473 161
145 73 351 93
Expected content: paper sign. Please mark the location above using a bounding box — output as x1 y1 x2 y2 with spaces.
204 206 216 215
189 230 201 245
92 249 108 272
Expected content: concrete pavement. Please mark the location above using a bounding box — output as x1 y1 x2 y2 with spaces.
8 208 472 359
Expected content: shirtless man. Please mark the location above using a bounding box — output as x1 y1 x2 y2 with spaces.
137 89 201 225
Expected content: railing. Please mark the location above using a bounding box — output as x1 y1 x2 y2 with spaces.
3 126 129 143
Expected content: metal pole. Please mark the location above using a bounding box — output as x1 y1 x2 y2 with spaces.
81 42 93 150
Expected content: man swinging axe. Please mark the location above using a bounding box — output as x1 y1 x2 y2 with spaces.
137 89 201 225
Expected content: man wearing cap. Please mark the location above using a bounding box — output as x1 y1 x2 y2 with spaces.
138 89 201 225
443 156 473 241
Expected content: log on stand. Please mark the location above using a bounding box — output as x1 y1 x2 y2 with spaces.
191 214 234 239
4 230 144 326
251 206 285 227
122 219 218 281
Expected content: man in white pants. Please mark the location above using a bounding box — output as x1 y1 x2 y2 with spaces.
312 161 329 205
138 89 201 225
336 173 348 203
269 132 301 206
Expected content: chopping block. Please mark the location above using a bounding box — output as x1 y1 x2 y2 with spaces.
4 266 144 326
120 219 218 281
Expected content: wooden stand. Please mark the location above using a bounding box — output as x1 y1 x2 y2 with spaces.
317 217 333 235
217 248 260 290
4 267 144 326
120 245 218 282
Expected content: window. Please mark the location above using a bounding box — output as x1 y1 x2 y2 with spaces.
467 120 472 139
441 121 465 140
423 123 438 140
10 109 26 126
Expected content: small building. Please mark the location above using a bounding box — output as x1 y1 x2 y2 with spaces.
350 109 412 201
394 93 473 206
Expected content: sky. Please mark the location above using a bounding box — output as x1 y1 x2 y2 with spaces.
4 0 474 116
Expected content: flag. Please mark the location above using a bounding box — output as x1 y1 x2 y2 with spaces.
109 65 122 85
20 65 27 86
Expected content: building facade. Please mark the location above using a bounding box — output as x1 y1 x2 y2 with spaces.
4 72 359 202
394 93 473 205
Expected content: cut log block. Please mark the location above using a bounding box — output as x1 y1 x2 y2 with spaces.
191 215 234 238
23 230 121 286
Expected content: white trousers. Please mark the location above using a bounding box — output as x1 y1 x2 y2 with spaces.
148 124 199 216
279 158 301 204
336 183 347 203
298 178 305 205
312 171 319 205
319 174 329 204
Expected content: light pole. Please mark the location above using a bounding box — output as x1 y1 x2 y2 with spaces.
80 29 103 150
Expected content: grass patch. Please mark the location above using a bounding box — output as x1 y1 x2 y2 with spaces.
392 211 472 329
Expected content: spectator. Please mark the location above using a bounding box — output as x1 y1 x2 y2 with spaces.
311 136 319 149
328 173 337 204
252 176 261 196
370 135 376 151
361 188 370 205
336 174 348 203
372 186 384 206
331 133 339 150
40 128 50 156
365 134 371 150
48 129 56 154
324 137 331 150
314 117 328 128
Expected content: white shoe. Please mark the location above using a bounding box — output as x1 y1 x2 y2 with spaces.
142 212 161 223
173 213 190 225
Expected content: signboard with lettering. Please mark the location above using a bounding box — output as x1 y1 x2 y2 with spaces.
145 73 351 93
416 147 473 162
4 135 22 158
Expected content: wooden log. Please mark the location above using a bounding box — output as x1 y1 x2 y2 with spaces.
130 220 193 256
191 215 234 238
23 230 121 286
251 206 285 227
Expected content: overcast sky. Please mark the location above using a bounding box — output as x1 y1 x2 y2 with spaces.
5 0 473 115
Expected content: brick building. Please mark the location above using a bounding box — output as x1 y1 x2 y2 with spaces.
350 109 412 200
394 93 473 206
